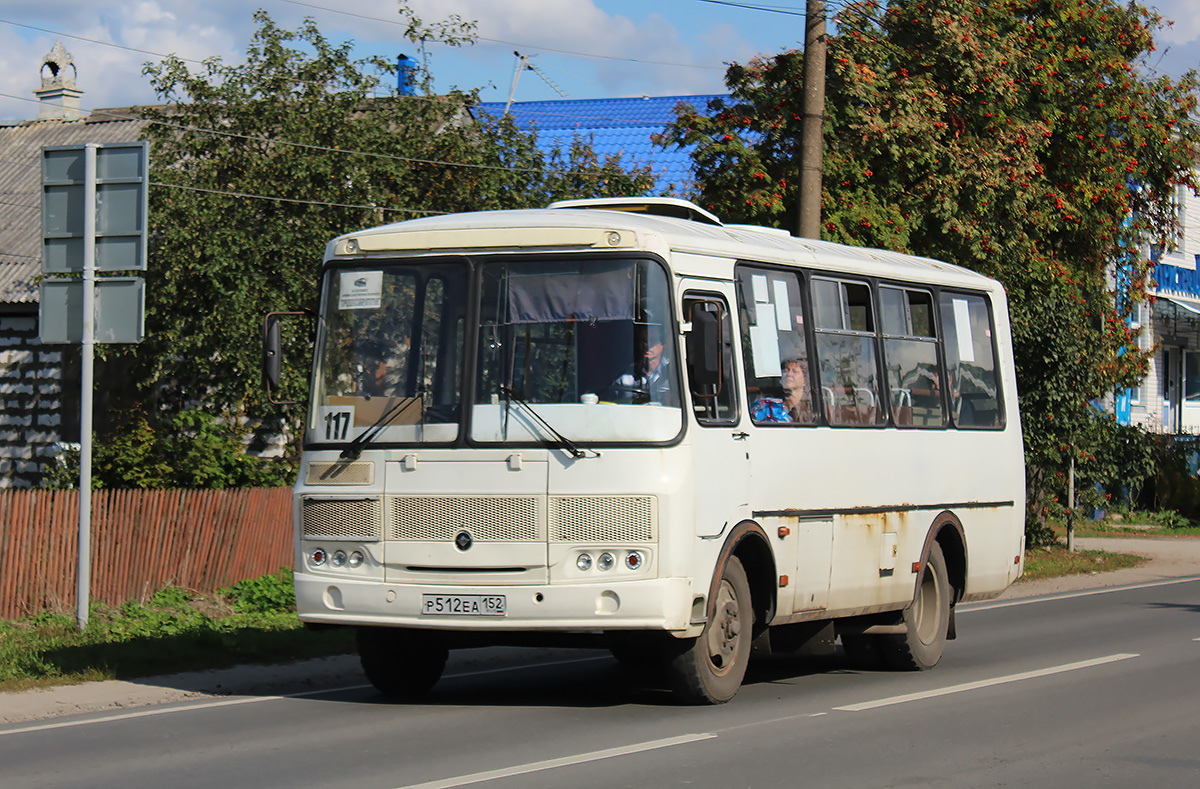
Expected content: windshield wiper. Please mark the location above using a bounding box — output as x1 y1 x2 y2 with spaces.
340 397 421 459
499 386 598 459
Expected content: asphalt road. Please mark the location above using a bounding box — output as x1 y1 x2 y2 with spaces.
3 572 1200 788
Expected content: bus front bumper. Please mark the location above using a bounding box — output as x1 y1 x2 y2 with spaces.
295 572 702 636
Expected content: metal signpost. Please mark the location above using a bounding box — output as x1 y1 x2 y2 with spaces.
40 141 147 629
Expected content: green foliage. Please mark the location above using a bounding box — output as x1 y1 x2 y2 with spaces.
93 6 652 482
42 407 295 489
660 0 1200 544
1144 435 1200 521
222 568 295 614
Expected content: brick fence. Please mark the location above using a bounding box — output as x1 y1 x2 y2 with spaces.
0 487 292 620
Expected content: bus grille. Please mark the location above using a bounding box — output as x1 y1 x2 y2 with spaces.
549 495 657 542
388 496 544 541
302 497 382 540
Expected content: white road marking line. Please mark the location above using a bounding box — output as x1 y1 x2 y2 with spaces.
962 576 1200 612
394 733 717 789
0 656 608 737
833 653 1139 712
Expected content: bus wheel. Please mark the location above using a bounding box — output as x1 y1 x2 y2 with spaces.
881 542 951 671
356 627 448 698
666 556 753 704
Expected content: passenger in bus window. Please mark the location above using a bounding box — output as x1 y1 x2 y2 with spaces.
751 358 814 423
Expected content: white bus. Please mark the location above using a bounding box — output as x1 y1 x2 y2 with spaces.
267 197 1025 704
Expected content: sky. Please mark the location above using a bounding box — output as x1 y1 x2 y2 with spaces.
0 0 1198 123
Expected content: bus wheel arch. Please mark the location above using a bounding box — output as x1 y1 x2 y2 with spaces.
714 520 776 637
925 511 967 606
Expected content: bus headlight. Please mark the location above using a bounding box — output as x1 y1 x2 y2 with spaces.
348 550 364 568
576 553 593 571
597 552 615 571
331 549 348 567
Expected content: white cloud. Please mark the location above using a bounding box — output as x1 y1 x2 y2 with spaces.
1152 0 1200 45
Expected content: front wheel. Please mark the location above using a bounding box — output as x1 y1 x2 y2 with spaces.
665 556 754 704
880 541 952 670
357 627 449 698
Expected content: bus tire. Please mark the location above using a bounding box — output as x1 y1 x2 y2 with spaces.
665 556 753 704
881 541 951 671
357 627 448 698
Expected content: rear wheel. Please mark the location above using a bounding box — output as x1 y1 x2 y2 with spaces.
666 556 753 704
357 627 448 698
880 542 951 670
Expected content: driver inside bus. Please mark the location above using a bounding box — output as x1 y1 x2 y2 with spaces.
607 323 675 405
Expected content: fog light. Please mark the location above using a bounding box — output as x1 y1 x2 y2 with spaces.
348 550 364 568
625 551 644 570
598 552 615 571
331 549 348 567
577 553 593 571
310 547 327 566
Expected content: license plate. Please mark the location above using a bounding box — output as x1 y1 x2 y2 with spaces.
421 594 506 617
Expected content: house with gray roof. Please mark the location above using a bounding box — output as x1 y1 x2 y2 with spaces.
0 43 147 487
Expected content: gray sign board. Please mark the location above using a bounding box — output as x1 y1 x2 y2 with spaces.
42 142 149 273
38 278 145 344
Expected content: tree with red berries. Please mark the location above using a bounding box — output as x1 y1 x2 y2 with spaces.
659 0 1200 539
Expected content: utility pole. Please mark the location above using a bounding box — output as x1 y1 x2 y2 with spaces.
797 0 827 239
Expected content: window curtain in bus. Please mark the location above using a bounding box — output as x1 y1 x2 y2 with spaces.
505 262 635 324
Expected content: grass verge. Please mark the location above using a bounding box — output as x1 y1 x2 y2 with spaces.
1019 544 1145 582
0 570 353 694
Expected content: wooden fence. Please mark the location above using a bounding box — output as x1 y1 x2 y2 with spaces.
0 487 292 620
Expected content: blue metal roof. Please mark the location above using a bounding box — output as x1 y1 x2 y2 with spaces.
476 95 727 195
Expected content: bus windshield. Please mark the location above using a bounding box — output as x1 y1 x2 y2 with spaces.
472 257 683 444
309 262 468 445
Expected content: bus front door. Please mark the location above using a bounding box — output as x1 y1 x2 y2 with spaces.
683 289 750 537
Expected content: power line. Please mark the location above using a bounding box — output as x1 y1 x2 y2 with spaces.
695 1 807 17
150 181 438 216
0 90 646 178
279 0 724 71
0 17 207 66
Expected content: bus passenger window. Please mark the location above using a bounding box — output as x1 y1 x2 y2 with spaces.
881 286 945 428
939 292 1003 428
736 267 817 425
812 278 884 426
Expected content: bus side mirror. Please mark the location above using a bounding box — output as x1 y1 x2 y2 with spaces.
687 308 721 390
262 311 312 405
264 315 283 391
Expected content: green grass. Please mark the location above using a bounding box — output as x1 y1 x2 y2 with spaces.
0 570 353 693
1019 544 1146 582
1068 508 1200 537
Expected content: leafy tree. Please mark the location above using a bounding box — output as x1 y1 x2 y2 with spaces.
88 8 651 487
659 0 1200 541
